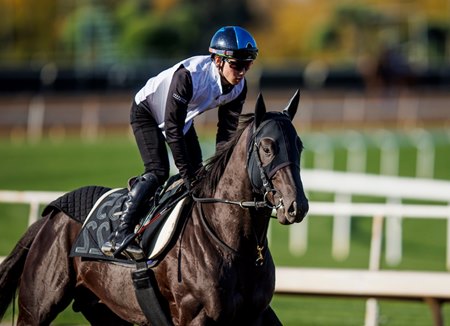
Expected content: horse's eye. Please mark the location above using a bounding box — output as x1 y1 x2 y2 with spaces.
259 138 277 166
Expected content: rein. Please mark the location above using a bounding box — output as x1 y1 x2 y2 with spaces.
192 188 281 210
191 134 284 211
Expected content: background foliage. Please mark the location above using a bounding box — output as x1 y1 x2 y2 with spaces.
0 0 448 68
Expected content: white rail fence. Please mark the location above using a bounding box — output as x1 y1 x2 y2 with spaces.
1 170 450 325
306 128 450 180
281 170 450 326
298 169 450 267
1 170 450 265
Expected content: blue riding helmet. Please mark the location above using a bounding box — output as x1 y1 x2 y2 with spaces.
209 26 258 61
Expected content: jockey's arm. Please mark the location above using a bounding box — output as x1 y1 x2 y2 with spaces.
164 66 196 182
216 80 247 149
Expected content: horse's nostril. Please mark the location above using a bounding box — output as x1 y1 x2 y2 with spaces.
288 201 297 217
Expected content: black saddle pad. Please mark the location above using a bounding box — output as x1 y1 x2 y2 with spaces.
69 175 189 264
69 187 129 263
42 185 111 222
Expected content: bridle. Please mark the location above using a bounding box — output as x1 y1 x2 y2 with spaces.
191 114 298 266
192 116 291 211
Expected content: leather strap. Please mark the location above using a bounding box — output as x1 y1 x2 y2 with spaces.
132 262 173 326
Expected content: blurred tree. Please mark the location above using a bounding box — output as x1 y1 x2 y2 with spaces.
0 0 447 68
316 4 389 60
0 0 60 64
183 0 255 50
251 0 449 67
114 0 256 62
114 1 201 61
59 0 256 65
61 2 116 66
427 22 449 62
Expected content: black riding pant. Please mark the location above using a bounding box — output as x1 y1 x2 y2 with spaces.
130 101 202 184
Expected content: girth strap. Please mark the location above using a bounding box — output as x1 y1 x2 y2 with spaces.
131 262 173 326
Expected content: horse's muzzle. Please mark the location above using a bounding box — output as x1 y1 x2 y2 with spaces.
277 197 309 224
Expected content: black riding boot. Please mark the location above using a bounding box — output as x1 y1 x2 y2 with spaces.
101 172 159 260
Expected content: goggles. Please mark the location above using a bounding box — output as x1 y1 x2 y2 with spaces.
224 58 253 71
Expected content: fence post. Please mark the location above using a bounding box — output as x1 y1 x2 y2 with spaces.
289 218 308 256
375 130 403 266
332 192 351 261
410 129 435 179
311 133 334 170
447 203 450 271
81 96 100 141
386 198 403 266
345 131 367 173
331 131 367 261
375 130 399 176
365 214 384 326
28 201 40 226
27 96 45 143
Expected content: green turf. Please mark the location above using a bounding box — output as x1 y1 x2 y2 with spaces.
1 128 449 325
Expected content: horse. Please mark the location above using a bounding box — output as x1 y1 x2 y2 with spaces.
0 90 309 326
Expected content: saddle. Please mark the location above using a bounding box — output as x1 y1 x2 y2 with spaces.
69 175 191 265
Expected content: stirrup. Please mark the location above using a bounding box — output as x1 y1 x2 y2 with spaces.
101 240 117 257
101 238 145 261
124 244 145 261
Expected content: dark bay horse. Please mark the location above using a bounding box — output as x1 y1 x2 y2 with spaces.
0 91 309 326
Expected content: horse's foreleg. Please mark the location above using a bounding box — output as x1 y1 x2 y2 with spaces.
73 287 133 326
17 214 79 326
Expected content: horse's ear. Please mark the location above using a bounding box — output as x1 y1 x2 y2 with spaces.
254 93 266 130
283 89 300 120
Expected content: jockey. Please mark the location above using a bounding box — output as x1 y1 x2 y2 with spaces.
101 26 258 259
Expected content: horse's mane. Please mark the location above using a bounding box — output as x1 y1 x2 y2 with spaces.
193 113 254 197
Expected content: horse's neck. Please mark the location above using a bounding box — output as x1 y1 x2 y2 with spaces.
215 128 254 203
207 128 265 251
